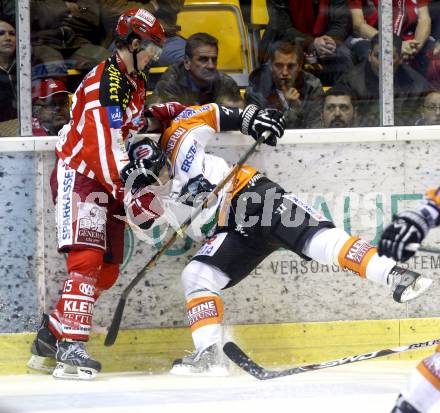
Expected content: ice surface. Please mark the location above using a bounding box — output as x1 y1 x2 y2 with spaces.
1 361 440 413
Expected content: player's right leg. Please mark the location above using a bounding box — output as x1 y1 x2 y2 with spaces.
170 260 231 376
390 347 440 412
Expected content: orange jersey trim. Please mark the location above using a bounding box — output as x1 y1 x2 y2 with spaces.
417 361 440 392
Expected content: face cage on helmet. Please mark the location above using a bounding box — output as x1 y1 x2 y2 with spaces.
139 40 163 62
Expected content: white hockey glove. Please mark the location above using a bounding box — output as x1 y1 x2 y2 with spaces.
377 210 431 262
126 191 163 230
239 104 286 146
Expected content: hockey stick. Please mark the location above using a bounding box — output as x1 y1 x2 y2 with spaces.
104 131 270 346
223 339 440 380
406 243 440 254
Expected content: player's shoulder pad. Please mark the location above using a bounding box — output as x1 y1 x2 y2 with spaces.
100 59 132 111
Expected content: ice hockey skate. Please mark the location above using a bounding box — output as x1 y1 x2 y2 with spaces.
52 340 101 380
170 343 229 376
388 266 432 303
391 394 422 413
27 313 57 373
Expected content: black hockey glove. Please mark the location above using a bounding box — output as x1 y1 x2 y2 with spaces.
120 159 156 192
239 104 286 146
377 210 430 262
179 174 216 207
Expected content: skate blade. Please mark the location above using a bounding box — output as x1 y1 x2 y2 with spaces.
27 355 56 373
52 362 98 380
399 277 433 303
170 365 229 377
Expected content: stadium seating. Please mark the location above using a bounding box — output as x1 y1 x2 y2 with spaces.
249 0 269 67
176 0 252 87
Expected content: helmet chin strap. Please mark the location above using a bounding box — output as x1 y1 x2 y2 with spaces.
132 48 140 72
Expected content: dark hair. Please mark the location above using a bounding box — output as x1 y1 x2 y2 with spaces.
323 85 355 111
0 14 15 28
370 34 402 55
185 32 218 58
324 85 353 100
269 40 303 65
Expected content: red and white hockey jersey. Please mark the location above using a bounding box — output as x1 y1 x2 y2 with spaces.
56 53 148 201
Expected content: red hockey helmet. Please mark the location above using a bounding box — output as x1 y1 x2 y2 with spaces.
115 8 165 49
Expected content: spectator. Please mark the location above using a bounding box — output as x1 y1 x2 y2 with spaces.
321 85 356 127
147 32 241 106
246 40 323 129
0 16 16 124
31 78 70 136
0 0 14 24
259 0 352 85
415 90 440 125
430 0 440 41
30 0 111 79
337 34 429 126
349 0 432 72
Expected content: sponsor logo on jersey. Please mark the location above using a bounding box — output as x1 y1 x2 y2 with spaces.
75 204 106 249
61 169 75 241
187 300 218 326
107 63 122 103
165 126 186 156
174 105 210 121
193 232 227 257
181 144 197 172
345 239 373 264
79 282 95 297
282 193 324 221
107 106 123 128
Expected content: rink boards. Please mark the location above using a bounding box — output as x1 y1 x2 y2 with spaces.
1 317 439 375
1 127 440 375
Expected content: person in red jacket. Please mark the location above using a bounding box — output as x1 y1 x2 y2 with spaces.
27 7 166 380
348 0 432 73
259 0 352 86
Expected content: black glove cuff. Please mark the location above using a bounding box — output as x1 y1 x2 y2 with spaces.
239 104 259 136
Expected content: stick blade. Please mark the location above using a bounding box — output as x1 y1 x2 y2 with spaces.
223 341 272 380
104 297 126 347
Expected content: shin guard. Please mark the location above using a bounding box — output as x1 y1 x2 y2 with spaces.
338 236 377 278
186 292 224 351
49 249 103 341
50 272 97 341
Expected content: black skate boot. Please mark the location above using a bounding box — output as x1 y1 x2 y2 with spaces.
170 343 228 376
52 340 101 380
27 313 57 373
391 394 422 413
388 266 432 303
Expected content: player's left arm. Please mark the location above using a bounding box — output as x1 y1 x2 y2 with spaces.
214 103 286 146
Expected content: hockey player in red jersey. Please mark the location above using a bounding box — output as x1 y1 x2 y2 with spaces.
27 8 166 380
378 190 440 413
121 100 433 376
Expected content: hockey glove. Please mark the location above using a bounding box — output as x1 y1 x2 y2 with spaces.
126 191 163 230
145 102 187 131
179 174 216 207
239 105 286 146
120 159 154 189
377 210 431 262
